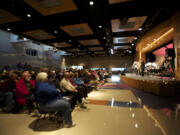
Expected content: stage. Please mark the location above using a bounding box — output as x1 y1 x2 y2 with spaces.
120 74 180 96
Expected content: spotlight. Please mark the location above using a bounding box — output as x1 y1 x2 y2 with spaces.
99 25 102 28
132 43 134 46
89 1 94 6
54 30 58 34
69 40 71 42
134 37 137 40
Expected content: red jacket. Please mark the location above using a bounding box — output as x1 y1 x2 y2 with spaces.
16 78 35 105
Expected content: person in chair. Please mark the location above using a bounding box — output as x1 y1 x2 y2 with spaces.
35 72 75 128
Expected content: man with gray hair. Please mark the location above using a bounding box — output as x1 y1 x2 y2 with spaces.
60 72 86 109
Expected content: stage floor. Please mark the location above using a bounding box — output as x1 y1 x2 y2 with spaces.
125 73 179 82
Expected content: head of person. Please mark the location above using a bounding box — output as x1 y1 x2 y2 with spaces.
22 71 31 81
69 72 74 78
1 70 9 79
74 72 79 78
64 72 70 79
9 72 18 81
48 74 55 83
36 72 48 82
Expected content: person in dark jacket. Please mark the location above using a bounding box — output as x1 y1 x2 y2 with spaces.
0 72 18 112
35 72 75 128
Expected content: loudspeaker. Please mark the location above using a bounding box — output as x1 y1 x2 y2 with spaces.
166 48 175 57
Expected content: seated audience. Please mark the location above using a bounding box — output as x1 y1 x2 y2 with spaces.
35 72 75 128
60 72 86 108
89 71 99 90
16 71 35 113
0 72 18 112
74 72 88 103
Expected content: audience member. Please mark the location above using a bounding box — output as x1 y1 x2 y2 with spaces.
0 72 18 112
35 72 75 128
60 72 86 108
16 71 35 113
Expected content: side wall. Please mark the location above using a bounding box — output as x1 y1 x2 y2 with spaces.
0 30 62 69
64 55 133 68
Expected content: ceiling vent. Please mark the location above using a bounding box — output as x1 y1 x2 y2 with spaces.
36 0 62 8
70 28 85 34
117 38 128 43
119 22 135 29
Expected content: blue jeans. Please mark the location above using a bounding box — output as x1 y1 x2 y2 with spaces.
40 99 72 125
0 92 14 111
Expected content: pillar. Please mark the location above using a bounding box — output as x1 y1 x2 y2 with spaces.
173 11 180 79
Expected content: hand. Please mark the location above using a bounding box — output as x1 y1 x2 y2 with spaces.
57 89 61 93
74 89 78 92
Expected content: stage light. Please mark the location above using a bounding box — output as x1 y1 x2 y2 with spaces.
27 14 31 18
89 1 94 6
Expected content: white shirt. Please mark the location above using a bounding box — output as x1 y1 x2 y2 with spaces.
60 78 75 92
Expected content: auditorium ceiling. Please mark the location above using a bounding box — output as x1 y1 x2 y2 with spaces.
0 0 179 57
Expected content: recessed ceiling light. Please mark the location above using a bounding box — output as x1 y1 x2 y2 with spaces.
24 38 27 40
132 43 134 46
89 1 94 6
99 25 102 28
7 28 11 31
54 30 58 34
69 40 71 42
129 51 132 53
27 14 31 18
138 28 143 31
134 37 137 40
135 123 138 128
103 37 106 39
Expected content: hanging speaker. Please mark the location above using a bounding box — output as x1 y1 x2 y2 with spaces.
166 48 175 57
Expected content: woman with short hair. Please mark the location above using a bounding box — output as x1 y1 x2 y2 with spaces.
35 72 75 128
